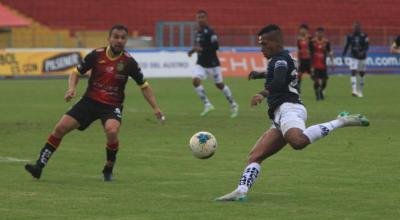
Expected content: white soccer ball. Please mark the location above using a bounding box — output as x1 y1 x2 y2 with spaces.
189 131 217 159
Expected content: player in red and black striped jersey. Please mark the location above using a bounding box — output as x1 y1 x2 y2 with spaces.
296 24 312 93
25 24 165 181
310 27 334 101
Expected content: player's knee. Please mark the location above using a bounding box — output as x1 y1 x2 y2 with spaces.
105 126 119 136
53 123 70 137
215 83 224 90
287 138 308 150
247 152 262 164
192 78 201 87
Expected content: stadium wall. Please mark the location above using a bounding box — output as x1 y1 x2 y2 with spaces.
0 47 399 77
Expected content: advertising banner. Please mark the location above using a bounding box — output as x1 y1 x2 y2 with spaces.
0 47 399 77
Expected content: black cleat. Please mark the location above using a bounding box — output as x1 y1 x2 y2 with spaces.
102 166 113 182
25 164 42 179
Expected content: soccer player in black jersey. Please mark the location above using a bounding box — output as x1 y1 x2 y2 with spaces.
342 22 369 97
24 24 165 181
390 35 400 54
216 24 370 201
188 10 239 118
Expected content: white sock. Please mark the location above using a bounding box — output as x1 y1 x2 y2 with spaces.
222 85 235 106
359 76 365 93
303 119 344 143
237 162 261 193
351 76 357 93
194 85 211 106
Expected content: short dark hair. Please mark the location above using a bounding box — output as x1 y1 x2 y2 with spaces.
316 27 325 32
299 24 309 30
109 24 128 37
258 24 281 36
197 10 208 15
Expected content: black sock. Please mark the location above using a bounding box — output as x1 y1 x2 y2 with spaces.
104 148 118 173
36 143 56 168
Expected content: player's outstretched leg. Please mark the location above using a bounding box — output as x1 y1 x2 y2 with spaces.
303 111 369 144
25 134 61 179
216 129 286 201
103 142 119 182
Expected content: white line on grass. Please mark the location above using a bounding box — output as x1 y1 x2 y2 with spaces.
0 156 30 162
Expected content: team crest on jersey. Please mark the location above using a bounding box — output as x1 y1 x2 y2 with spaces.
117 62 124 72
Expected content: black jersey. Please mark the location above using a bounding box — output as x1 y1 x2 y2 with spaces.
343 32 369 59
195 26 220 67
264 50 302 119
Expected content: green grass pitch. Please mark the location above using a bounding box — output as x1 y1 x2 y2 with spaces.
1 75 399 220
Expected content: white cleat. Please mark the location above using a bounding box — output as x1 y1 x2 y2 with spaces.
358 91 364 98
215 189 247 202
230 104 239 118
351 91 360 97
337 111 370 127
200 104 215 117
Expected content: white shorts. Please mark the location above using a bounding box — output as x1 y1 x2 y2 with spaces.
349 58 366 72
192 65 223 83
270 103 307 136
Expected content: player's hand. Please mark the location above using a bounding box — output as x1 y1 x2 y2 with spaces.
188 49 194 57
153 108 165 124
64 88 76 102
250 94 264 107
248 71 259 80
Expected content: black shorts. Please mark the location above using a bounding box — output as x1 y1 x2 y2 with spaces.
298 59 311 73
313 69 328 79
66 97 123 131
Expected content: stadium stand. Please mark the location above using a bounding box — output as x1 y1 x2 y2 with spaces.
1 0 400 47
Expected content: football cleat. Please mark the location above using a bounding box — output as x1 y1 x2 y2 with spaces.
25 164 42 179
200 104 215 117
230 104 239 118
102 166 113 182
337 111 370 127
215 189 247 202
352 91 360 97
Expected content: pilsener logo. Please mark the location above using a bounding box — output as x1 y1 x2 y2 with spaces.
42 52 82 72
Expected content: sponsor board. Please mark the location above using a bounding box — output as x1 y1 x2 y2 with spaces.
0 47 399 77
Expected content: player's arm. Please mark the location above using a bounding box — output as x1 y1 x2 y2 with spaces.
130 59 165 122
342 35 350 57
201 31 219 52
248 71 266 80
251 59 288 106
65 50 95 102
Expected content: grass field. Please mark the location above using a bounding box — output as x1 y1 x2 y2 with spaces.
1 75 400 220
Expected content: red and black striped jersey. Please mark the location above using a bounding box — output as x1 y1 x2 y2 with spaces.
310 38 331 70
297 36 311 60
76 46 146 107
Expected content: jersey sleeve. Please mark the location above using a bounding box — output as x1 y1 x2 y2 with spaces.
267 57 289 93
76 50 96 75
127 58 148 88
203 29 219 51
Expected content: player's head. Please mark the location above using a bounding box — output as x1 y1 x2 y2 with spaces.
108 24 129 54
315 27 325 39
196 10 208 28
258 24 283 59
353 21 361 33
298 24 309 36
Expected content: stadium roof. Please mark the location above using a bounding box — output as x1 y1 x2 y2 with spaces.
0 3 30 27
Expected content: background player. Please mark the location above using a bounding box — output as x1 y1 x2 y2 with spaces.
188 10 239 118
310 27 334 101
296 24 312 93
216 24 369 201
342 22 369 97
24 24 165 181
390 35 400 54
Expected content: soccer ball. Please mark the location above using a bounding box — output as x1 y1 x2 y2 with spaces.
189 131 217 159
